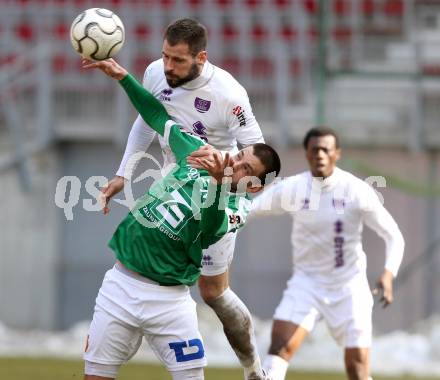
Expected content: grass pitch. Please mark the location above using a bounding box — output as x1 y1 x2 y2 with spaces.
0 358 437 380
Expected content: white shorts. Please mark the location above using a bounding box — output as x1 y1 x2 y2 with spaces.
274 271 373 348
201 232 236 276
84 266 207 372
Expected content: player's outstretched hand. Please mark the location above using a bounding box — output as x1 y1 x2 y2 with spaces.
195 149 233 184
373 269 394 308
99 175 125 215
82 58 128 81
187 145 217 169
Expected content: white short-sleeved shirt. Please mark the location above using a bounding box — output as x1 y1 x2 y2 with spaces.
249 168 404 287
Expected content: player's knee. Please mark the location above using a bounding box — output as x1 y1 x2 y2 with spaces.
84 360 119 379
198 276 227 304
170 367 204 380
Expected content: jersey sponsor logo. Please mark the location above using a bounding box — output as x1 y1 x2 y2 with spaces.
192 121 208 141
194 97 211 113
228 214 241 224
187 166 200 180
141 188 198 238
160 88 172 101
140 206 181 241
334 220 344 267
169 339 205 362
232 105 246 127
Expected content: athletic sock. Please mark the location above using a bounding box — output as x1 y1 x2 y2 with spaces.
208 288 263 378
263 354 289 380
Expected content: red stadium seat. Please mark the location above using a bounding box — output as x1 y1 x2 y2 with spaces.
109 0 123 7
244 0 260 8
279 25 298 42
187 0 203 8
250 23 268 42
133 55 154 75
15 22 36 42
221 23 239 41
250 57 274 77
134 24 151 40
216 0 233 8
74 0 87 7
289 58 301 76
361 0 375 16
274 0 291 9
220 56 241 75
332 26 352 41
160 0 174 8
384 0 404 16
52 0 67 6
308 26 318 40
303 0 318 15
422 64 440 76
52 54 69 73
333 0 351 16
0 53 18 68
53 22 69 40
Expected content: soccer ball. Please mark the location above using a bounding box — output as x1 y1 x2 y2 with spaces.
70 8 125 61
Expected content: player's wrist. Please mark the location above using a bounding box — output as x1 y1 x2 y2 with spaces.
116 70 129 81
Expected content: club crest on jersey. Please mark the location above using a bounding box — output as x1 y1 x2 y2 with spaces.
332 198 346 211
194 97 211 113
192 121 208 141
160 88 173 101
232 105 246 127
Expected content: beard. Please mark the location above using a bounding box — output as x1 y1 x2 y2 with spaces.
165 62 200 88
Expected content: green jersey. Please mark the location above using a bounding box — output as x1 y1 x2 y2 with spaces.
108 74 251 286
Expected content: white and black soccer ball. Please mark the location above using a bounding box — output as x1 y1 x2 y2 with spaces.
70 8 125 61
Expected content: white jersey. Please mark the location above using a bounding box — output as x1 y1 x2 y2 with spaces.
249 167 404 287
117 59 264 178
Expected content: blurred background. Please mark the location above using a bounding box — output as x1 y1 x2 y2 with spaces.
0 0 440 377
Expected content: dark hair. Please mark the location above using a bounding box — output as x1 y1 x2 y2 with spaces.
302 126 340 150
252 143 281 185
164 18 207 56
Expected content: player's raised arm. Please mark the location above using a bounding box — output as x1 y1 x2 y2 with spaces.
82 59 170 137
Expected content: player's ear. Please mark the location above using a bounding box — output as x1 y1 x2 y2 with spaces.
196 50 207 65
335 148 341 162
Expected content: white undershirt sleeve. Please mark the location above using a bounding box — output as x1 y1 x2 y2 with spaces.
116 64 158 180
116 114 157 179
360 186 405 277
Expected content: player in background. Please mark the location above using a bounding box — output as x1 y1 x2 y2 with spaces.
81 58 281 380
245 127 404 380
98 18 268 380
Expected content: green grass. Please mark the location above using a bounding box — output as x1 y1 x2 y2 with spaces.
0 358 438 380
